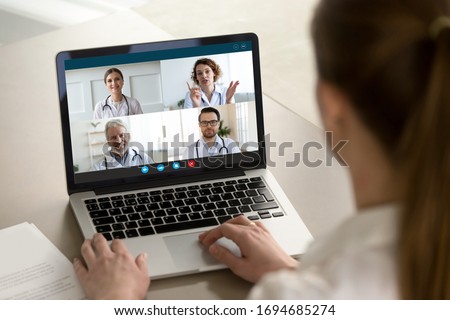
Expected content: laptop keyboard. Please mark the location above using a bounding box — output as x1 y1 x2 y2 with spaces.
84 176 284 241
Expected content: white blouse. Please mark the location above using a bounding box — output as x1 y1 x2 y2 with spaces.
249 204 400 299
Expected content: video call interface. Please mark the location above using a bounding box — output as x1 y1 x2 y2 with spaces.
63 40 260 184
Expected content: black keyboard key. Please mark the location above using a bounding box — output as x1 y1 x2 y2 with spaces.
197 196 210 204
138 197 150 204
162 194 175 201
184 198 197 205
98 197 110 202
172 200 185 207
115 215 128 223
160 201 173 209
239 205 252 213
86 204 99 211
175 192 187 199
137 192 149 197
204 203 216 210
201 211 214 219
162 188 175 194
218 216 232 223
199 189 212 196
102 233 113 241
258 188 275 201
213 209 226 217
216 201 229 209
125 199 137 206
200 183 212 188
164 216 177 224
99 202 112 209
125 229 139 238
138 227 155 236
149 190 162 195
260 213 272 219
223 185 236 193
134 205 148 212
129 213 141 221
147 203 159 210
253 195 266 203
248 215 260 220
109 208 122 216
209 194 221 202
85 199 97 204
138 219 151 227
189 212 202 220
187 190 199 197
124 193 136 199
225 180 237 185
93 216 115 226
175 187 187 192
150 195 162 202
273 212 284 217
221 193 234 200
187 185 200 190
154 218 218 234
176 214 189 222
229 199 241 207
121 207 134 214
153 210 166 217
112 200 125 208
191 204 204 212
212 187 224 194
179 206 192 214
112 223 125 231
251 202 279 211
111 195 123 200
246 189 258 197
250 177 262 181
235 184 248 191
112 231 126 239
141 212 153 219
89 210 108 218
234 191 246 198
125 221 138 229
166 208 179 215
226 207 239 215
96 225 112 233
240 198 253 205
151 217 164 225
247 181 266 189
238 178 250 183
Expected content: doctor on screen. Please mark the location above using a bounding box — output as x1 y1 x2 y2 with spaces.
92 119 153 171
183 107 240 159
93 68 143 119
184 58 240 108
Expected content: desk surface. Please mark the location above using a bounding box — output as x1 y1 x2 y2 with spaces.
0 10 354 299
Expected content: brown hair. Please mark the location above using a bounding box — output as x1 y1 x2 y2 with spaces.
191 58 223 85
104 67 124 84
312 0 450 298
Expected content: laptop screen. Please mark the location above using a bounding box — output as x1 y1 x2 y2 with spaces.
56 33 265 194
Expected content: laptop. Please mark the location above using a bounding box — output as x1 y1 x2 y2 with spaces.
56 33 313 279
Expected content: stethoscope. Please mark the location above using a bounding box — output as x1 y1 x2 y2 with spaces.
195 136 229 158
102 94 130 115
104 148 143 170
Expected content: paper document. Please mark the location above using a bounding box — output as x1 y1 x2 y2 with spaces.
0 222 85 299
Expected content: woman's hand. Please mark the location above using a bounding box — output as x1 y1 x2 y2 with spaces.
73 233 150 299
199 216 298 283
186 82 202 108
226 80 240 104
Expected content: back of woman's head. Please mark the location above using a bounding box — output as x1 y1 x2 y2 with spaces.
312 0 450 299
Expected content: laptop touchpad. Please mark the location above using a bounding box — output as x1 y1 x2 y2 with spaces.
163 232 219 269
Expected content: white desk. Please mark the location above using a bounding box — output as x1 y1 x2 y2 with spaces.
0 10 354 299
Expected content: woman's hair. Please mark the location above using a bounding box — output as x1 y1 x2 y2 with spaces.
104 68 124 84
312 0 450 299
191 58 223 85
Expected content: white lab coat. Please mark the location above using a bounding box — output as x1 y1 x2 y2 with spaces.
93 95 143 119
92 147 153 171
182 135 241 159
184 84 232 108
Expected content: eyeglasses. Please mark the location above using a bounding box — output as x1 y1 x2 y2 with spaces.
199 120 219 127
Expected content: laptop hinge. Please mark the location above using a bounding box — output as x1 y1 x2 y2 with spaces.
93 169 246 195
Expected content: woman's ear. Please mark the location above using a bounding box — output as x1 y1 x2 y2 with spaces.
316 80 349 133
